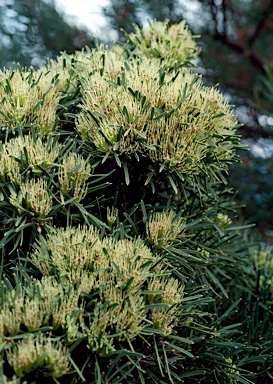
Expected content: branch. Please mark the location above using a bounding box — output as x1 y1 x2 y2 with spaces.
248 0 273 46
209 0 219 34
238 124 273 139
222 0 227 37
214 33 265 74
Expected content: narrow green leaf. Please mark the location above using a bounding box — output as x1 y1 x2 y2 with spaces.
144 169 155 186
166 342 194 357
210 298 241 326
168 335 194 345
167 174 178 194
163 343 173 383
69 355 86 382
94 111 108 119
128 87 136 97
145 303 169 310
206 269 228 298
124 212 138 234
154 336 164 377
179 370 205 378
123 162 130 185
122 276 134 291
114 152 121 167
94 361 102 384
142 290 165 295
88 111 100 125
153 111 168 121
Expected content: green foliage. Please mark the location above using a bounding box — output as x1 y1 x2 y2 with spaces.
255 64 273 113
0 19 272 384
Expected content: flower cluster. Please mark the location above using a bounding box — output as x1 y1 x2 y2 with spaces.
76 50 238 175
147 210 186 246
29 226 185 350
6 335 70 378
58 152 91 202
9 178 52 218
215 213 232 229
0 134 61 182
128 20 200 67
253 247 273 286
0 68 59 135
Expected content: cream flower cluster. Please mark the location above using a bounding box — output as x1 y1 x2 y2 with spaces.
147 210 186 246
58 152 91 202
6 335 70 378
76 49 238 175
0 226 185 370
0 134 61 183
128 20 200 66
0 69 59 134
29 226 185 347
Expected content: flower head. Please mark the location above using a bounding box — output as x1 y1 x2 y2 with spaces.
6 335 70 378
128 20 200 67
0 68 60 135
11 178 53 218
58 152 91 202
147 210 186 246
0 135 61 182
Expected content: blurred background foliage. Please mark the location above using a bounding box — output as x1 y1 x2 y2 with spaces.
1 0 273 240
0 0 95 67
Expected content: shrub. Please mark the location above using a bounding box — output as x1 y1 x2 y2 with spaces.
0 20 272 384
